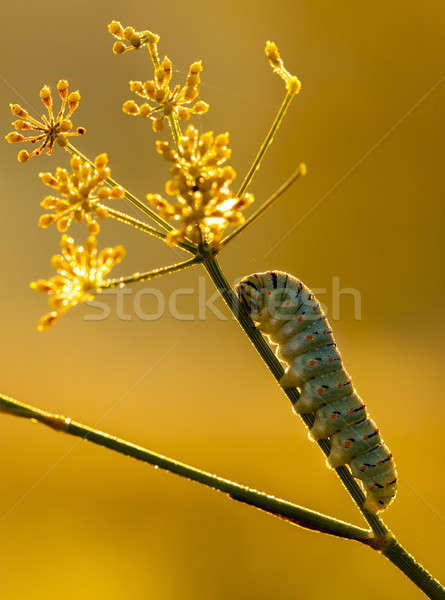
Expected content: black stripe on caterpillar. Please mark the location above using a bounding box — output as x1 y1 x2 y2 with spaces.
235 270 397 513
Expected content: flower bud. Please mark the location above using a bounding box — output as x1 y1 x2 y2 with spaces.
122 100 139 115
17 150 30 163
57 79 69 99
113 41 127 54
5 132 25 143
38 214 57 228
39 86 52 108
108 20 124 37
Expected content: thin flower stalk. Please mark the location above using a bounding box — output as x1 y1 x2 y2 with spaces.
236 42 301 198
65 143 175 233
99 256 201 289
0 393 374 545
102 205 197 254
221 162 307 247
142 29 183 149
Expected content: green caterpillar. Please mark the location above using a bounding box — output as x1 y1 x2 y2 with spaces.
236 270 397 513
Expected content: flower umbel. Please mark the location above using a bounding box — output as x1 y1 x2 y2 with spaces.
123 60 209 133
147 125 254 246
31 234 125 331
38 153 124 234
107 20 157 55
5 80 86 163
111 19 209 133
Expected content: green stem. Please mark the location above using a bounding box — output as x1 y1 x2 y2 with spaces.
166 114 182 152
222 163 306 247
65 143 174 232
0 393 372 545
236 91 295 198
100 256 201 289
382 539 445 600
100 204 196 254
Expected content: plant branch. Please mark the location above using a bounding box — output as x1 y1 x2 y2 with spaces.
65 143 174 232
100 256 201 289
221 163 306 247
99 204 196 254
236 90 296 198
0 393 372 545
202 256 445 600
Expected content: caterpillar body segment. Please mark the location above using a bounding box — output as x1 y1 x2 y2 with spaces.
235 270 397 513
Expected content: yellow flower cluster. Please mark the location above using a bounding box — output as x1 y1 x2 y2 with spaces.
31 235 125 331
5 80 86 162
108 20 157 55
147 125 254 246
4 26 304 332
123 60 209 133
38 153 124 234
109 20 209 133
265 41 301 94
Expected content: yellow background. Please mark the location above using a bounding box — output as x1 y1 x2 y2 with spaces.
1 1 444 598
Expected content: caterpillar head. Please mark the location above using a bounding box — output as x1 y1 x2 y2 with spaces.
235 272 303 327
235 277 264 321
235 271 303 326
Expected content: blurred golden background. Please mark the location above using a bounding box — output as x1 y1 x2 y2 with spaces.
1 1 444 598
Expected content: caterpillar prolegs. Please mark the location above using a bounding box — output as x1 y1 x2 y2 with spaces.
235 271 397 513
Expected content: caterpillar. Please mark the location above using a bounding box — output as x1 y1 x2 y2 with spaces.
235 271 397 513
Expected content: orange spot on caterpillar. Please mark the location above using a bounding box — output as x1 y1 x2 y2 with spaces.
308 360 316 366
322 330 327 335
305 334 313 341
285 300 290 306
328 357 333 363
344 441 351 448
330 413 337 419
267 291 272 296
370 485 376 490
363 434 368 440
377 460 383 465
360 466 367 472
337 383 342 389
348 408 354 414
317 387 324 394
297 316 304 322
